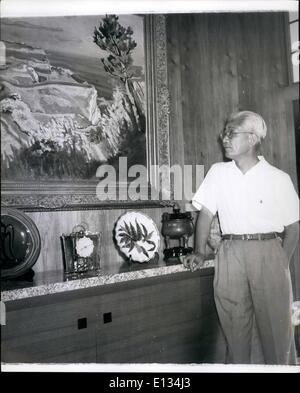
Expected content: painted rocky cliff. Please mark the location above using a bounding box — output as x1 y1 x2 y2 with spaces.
1 41 143 180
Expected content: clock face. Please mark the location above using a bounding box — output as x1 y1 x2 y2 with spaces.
76 236 94 258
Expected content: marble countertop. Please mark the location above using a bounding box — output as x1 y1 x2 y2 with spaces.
1 258 215 302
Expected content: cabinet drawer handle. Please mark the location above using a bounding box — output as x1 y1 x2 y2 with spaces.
77 317 87 329
103 312 112 324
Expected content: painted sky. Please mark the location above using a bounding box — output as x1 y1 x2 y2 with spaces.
1 14 144 67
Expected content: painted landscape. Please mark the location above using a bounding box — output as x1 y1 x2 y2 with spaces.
0 15 146 181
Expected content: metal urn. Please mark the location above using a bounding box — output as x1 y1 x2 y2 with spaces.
161 204 194 261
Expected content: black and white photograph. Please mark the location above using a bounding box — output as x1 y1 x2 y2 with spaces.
1 0 299 377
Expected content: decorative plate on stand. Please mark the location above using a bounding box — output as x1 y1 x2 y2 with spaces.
1 208 41 279
115 211 160 263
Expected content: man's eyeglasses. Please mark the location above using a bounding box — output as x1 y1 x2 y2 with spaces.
219 129 253 140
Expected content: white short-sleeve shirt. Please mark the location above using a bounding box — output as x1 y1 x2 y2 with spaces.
192 156 299 234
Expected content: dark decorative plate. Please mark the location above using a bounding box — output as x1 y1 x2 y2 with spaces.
0 208 41 278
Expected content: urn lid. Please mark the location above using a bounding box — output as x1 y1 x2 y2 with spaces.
162 204 192 221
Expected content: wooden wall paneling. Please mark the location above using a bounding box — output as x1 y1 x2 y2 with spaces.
94 208 124 269
28 210 86 272
182 15 211 171
166 16 185 172
283 95 299 186
277 13 291 88
235 13 273 162
206 14 239 151
167 14 202 199
167 12 296 177
26 207 169 273
203 14 241 166
167 14 241 179
266 13 298 185
166 15 197 210
235 12 295 177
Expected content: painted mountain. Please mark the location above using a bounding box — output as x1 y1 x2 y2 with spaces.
0 15 146 181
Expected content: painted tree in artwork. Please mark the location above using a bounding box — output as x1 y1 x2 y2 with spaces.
93 14 145 134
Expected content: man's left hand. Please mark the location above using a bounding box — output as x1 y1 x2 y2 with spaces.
181 252 206 272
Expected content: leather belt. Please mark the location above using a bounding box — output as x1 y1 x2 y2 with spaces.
222 232 283 241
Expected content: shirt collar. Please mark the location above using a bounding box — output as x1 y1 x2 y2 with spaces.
231 155 266 175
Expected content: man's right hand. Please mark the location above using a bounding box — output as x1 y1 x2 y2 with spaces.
182 252 205 272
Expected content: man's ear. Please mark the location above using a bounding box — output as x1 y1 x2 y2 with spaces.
249 133 260 147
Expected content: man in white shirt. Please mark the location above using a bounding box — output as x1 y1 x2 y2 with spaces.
183 111 299 365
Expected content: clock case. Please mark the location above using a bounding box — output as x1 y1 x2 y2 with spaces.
60 225 102 278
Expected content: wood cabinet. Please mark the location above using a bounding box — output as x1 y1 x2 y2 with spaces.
1 269 226 363
1 292 98 363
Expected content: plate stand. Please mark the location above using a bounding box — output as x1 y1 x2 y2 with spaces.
2 268 35 282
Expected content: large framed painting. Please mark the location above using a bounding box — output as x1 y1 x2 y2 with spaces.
0 14 170 211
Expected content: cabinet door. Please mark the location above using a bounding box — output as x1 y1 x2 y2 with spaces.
2 294 97 363
96 272 226 363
